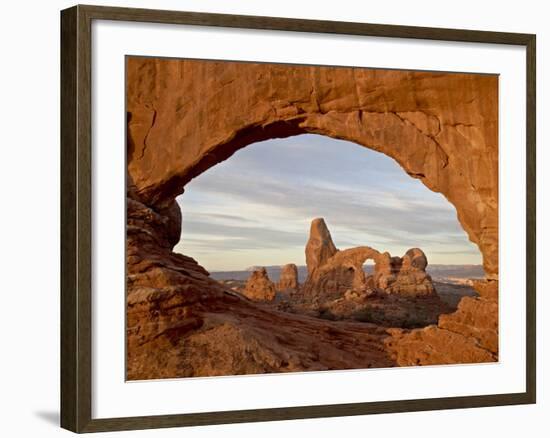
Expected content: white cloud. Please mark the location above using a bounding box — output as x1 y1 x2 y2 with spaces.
175 134 482 271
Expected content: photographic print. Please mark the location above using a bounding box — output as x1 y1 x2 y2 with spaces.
60 6 535 431
126 57 498 380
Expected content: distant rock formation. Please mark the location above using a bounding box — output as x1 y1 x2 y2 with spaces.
276 263 299 293
376 248 436 297
305 218 338 274
303 219 436 300
303 246 383 301
243 267 276 301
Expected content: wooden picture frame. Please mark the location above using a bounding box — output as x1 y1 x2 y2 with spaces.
60 4 536 433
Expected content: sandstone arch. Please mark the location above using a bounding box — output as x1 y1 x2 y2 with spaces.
127 57 497 277
126 57 498 379
301 218 436 300
303 245 385 300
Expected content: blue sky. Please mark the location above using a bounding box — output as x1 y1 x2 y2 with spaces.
174 134 481 271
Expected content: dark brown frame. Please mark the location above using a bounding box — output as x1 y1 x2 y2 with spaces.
60 4 536 433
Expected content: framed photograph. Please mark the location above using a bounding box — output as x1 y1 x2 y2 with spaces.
60 4 536 433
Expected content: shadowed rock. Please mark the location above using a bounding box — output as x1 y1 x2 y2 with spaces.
276 263 299 293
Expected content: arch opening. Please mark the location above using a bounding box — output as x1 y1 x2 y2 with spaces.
133 110 496 279
176 134 481 270
175 133 482 323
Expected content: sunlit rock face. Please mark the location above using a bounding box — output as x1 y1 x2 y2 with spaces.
302 220 436 301
125 57 498 379
379 248 436 297
305 218 338 275
243 268 276 302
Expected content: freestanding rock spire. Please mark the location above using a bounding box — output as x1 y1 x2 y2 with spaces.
305 218 338 275
276 263 299 293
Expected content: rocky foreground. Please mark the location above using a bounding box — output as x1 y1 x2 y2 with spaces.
127 207 497 380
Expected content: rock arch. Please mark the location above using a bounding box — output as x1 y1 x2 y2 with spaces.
127 57 497 278
126 57 499 379
301 218 436 299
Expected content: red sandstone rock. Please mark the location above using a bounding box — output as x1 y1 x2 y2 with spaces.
276 263 299 293
303 246 382 301
385 325 495 366
381 248 436 297
125 58 499 378
305 218 338 274
127 58 498 278
302 220 436 299
243 268 276 302
386 280 498 364
438 280 498 353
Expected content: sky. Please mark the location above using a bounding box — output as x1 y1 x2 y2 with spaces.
174 134 482 271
